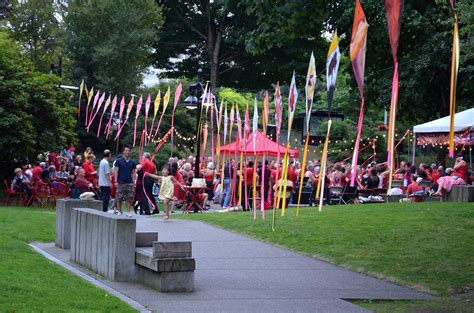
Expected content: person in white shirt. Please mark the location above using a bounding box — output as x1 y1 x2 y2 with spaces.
98 149 111 212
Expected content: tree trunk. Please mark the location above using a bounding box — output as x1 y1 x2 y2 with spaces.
204 2 220 88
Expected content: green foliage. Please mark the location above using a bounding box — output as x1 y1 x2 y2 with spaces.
63 0 164 94
0 32 76 175
0 207 135 312
7 0 60 72
218 88 253 109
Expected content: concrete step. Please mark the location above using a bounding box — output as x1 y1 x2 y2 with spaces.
135 248 195 272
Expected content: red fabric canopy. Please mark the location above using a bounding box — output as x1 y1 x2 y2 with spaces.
218 131 299 158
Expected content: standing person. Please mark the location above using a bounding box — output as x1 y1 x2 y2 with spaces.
222 160 234 209
98 150 111 212
146 165 184 221
140 152 158 214
114 146 137 217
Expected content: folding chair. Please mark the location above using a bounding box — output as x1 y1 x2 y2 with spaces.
49 181 69 206
328 186 343 205
340 186 358 204
33 181 50 207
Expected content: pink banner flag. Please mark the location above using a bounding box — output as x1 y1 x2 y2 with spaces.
104 95 118 140
170 83 183 146
133 96 143 147
152 87 170 140
87 91 105 132
97 94 111 137
349 0 369 187
115 96 134 141
272 82 283 230
144 94 151 144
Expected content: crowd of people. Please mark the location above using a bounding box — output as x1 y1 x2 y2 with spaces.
8 143 473 215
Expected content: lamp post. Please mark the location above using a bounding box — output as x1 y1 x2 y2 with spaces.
183 71 216 178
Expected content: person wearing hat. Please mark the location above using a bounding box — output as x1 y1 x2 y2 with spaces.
11 168 33 203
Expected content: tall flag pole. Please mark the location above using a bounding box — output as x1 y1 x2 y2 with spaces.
221 103 228 189
317 120 332 211
236 108 244 208
448 0 460 158
243 103 250 212
349 0 369 187
144 94 151 145
133 95 143 147
170 83 183 155
280 72 298 216
216 100 224 171
296 53 316 216
252 98 259 220
385 0 404 193
149 91 161 141
260 91 269 221
272 82 283 231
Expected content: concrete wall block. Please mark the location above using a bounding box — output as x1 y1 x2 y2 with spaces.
69 208 78 261
90 214 99 272
79 210 87 265
136 266 194 292
153 242 192 259
113 219 137 281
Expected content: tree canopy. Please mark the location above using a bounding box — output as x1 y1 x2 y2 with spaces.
63 0 163 94
0 31 76 175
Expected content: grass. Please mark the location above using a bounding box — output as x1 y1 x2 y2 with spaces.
176 202 474 312
0 206 136 313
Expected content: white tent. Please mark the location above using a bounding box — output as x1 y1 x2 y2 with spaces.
413 108 474 133
412 108 473 165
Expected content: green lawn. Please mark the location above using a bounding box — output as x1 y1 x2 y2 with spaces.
0 206 135 312
177 202 474 312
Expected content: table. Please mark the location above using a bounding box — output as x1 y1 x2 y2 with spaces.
183 186 208 214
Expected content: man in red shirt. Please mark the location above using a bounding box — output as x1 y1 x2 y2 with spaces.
32 162 44 181
141 152 158 214
287 164 298 187
74 168 93 194
402 177 425 202
82 154 97 184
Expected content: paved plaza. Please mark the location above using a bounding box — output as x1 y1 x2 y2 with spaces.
35 216 435 312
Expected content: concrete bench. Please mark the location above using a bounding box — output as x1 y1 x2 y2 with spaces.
135 242 195 292
70 208 136 281
447 185 474 202
55 199 102 249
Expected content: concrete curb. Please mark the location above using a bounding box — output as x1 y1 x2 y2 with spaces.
29 243 150 313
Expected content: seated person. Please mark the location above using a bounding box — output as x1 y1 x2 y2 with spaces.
432 156 467 198
11 168 33 198
273 179 294 209
400 176 425 202
72 168 94 195
82 154 97 184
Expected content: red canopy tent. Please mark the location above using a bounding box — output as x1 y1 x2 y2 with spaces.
218 131 299 158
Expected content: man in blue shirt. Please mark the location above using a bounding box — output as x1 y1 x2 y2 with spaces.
114 146 137 216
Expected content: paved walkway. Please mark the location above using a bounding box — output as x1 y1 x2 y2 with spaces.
38 216 435 312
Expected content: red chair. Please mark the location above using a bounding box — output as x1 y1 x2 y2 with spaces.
3 179 26 206
33 181 50 207
49 181 69 206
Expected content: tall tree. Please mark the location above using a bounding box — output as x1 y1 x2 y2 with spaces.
63 0 164 94
0 31 76 176
153 0 328 89
7 0 60 72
